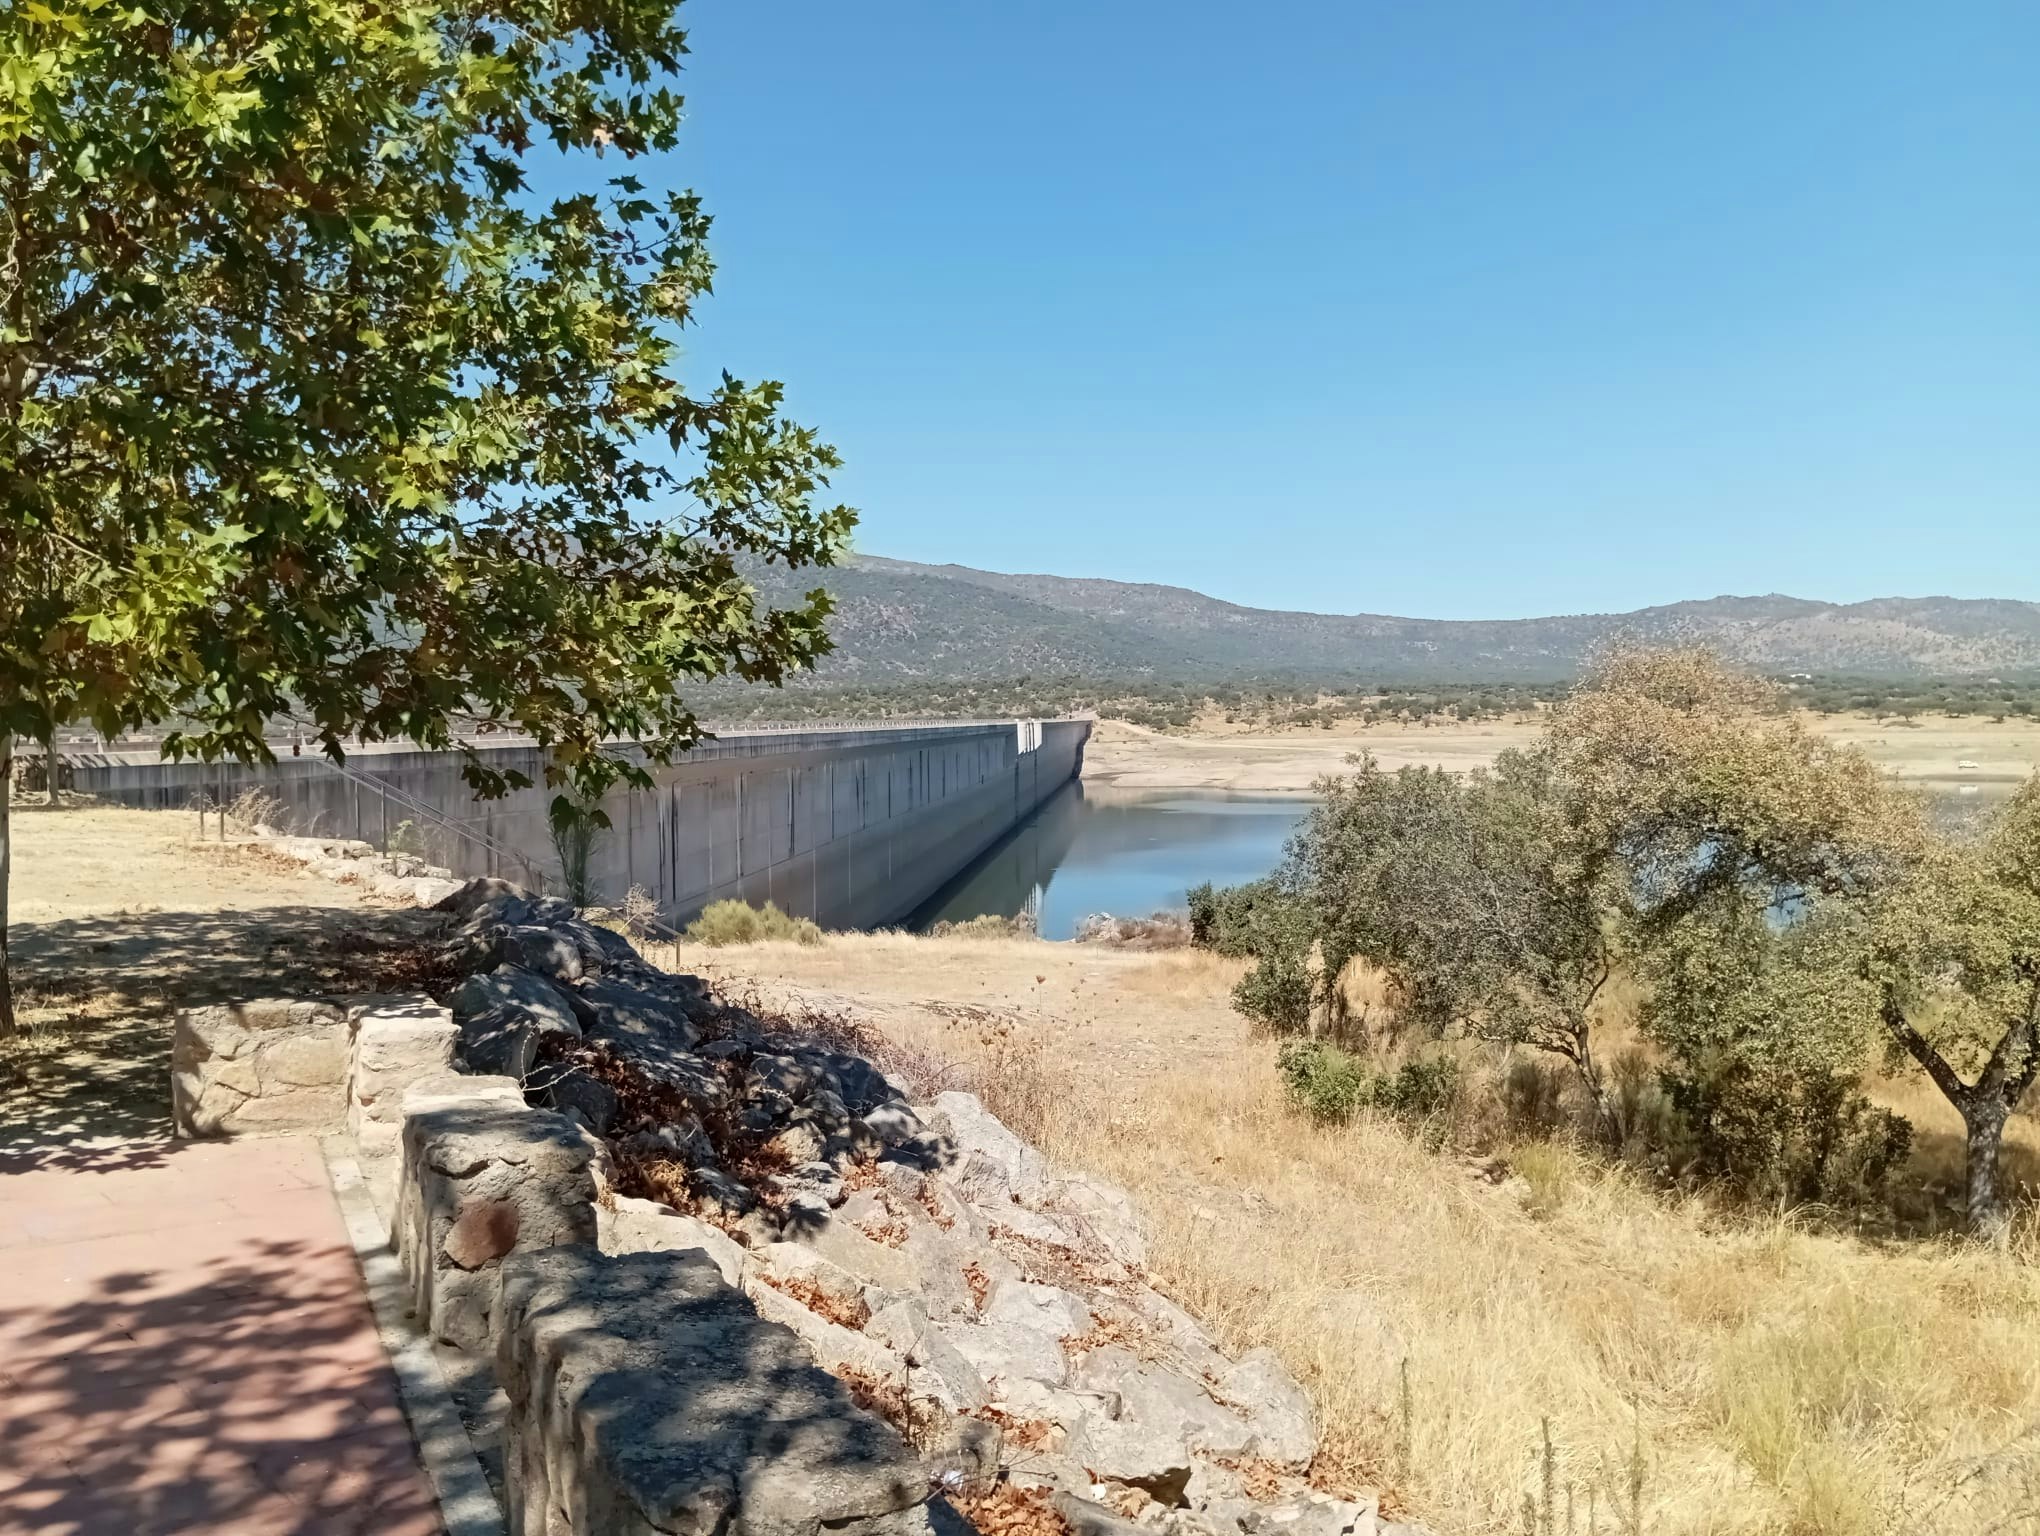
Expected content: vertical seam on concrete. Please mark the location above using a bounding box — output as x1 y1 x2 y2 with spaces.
320 1137 506 1536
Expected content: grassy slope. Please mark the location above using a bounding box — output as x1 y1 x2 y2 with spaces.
675 932 2040 1536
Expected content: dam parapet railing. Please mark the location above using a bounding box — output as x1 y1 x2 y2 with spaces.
66 718 1091 932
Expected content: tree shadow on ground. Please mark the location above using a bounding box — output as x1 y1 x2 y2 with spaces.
2 903 451 1172
0 1228 443 1534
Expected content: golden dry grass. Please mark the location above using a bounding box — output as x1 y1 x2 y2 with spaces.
695 929 2040 1536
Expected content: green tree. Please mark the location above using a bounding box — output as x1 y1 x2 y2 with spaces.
1544 648 1926 935
1551 650 2040 1235
1858 789 2040 1241
1239 752 1626 1137
1637 903 1912 1206
0 0 853 1034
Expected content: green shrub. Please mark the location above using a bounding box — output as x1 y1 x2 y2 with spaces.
1187 878 1275 957
1660 1058 1912 1207
1277 1041 1462 1126
929 912 1037 939
1277 1040 1371 1122
1371 1053 1462 1119
685 899 825 947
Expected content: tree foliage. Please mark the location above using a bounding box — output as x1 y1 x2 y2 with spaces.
0 0 853 1031
1234 752 1626 1135
1855 794 2040 1239
1211 647 2040 1236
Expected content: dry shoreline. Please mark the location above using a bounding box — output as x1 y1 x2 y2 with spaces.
1081 714 2040 794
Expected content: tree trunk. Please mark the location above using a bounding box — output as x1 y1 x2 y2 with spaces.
1880 991 2035 1244
1962 1099 2010 1246
1571 1019 1621 1146
38 726 55 806
0 732 14 1039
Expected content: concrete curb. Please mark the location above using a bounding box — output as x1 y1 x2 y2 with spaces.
322 1137 505 1536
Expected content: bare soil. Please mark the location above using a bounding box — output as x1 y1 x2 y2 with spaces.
1084 712 2040 792
2 801 444 1159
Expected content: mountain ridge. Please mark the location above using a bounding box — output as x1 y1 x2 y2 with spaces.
744 554 2040 682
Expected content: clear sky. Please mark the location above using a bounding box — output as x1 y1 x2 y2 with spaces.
649 1 2037 619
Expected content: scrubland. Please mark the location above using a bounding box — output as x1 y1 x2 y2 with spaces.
675 930 2040 1536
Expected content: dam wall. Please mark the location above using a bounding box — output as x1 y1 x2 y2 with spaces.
68 719 1090 930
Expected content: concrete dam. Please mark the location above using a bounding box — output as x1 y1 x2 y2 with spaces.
70 718 1091 931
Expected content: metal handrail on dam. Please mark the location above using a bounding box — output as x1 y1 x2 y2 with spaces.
65 718 1091 931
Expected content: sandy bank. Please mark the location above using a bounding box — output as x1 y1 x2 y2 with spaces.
1081 714 2040 794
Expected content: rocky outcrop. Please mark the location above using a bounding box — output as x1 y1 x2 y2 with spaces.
172 997 349 1137
409 877 1377 1536
248 828 467 907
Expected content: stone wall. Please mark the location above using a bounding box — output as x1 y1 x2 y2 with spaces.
172 991 465 1145
172 998 350 1138
385 879 1388 1536
177 876 1397 1536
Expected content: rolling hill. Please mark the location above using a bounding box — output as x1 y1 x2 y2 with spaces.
745 555 2040 682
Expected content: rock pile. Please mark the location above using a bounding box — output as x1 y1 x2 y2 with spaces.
430 878 1388 1536
252 829 469 908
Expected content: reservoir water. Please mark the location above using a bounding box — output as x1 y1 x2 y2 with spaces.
913 772 2023 942
914 783 1309 939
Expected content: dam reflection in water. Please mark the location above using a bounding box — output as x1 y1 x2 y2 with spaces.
913 782 1309 939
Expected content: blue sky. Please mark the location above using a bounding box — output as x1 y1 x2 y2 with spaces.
647 1 2036 619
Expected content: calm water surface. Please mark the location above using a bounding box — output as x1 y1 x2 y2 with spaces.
914 783 1309 939
914 775 2015 941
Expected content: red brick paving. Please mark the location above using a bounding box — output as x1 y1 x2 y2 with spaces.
0 1136 444 1535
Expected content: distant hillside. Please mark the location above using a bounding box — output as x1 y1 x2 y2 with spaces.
745 555 2040 682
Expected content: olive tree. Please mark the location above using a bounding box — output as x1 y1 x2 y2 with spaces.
0 1 853 1034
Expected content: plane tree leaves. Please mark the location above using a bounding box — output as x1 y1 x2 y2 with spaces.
0 0 854 1032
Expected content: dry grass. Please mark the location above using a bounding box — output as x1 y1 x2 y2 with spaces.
701 929 2040 1536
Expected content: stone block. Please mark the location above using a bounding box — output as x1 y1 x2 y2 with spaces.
745 1274 913 1388
453 964 583 1081
1218 1348 1316 1467
434 876 533 920
495 1245 933 1536
1066 1347 1267 1502
396 1102 601 1349
569 974 701 1048
345 993 460 1163
597 1195 750 1287
171 998 348 1138
864 1298 990 1414
558 917 650 975
451 964 581 1032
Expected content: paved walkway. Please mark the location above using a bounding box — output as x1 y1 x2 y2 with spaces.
0 1135 444 1535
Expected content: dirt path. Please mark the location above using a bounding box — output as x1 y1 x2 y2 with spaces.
3 804 444 1161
